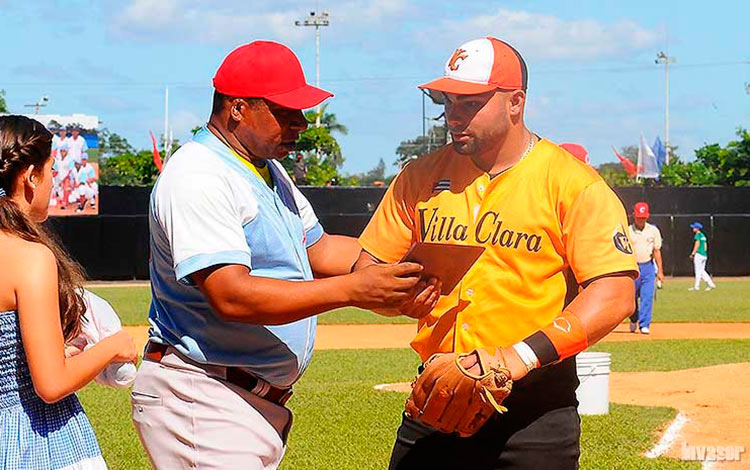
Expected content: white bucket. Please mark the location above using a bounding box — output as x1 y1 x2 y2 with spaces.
575 352 611 415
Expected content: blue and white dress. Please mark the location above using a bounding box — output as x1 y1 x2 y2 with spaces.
0 310 107 470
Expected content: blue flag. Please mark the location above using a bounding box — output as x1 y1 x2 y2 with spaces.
652 136 667 172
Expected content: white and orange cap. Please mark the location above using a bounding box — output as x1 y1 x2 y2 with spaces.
419 37 528 95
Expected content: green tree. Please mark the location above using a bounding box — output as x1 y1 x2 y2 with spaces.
395 125 447 168
659 158 717 186
597 162 637 187
0 90 7 113
304 103 348 136
693 128 750 186
282 105 349 186
596 145 639 187
99 150 160 185
301 153 340 186
98 127 135 157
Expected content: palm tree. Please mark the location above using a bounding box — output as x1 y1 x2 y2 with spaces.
304 104 348 135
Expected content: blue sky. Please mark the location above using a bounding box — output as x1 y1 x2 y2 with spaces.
1 0 748 174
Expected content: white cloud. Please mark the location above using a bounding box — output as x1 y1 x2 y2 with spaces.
336 0 409 23
111 0 305 44
420 9 660 61
111 0 409 44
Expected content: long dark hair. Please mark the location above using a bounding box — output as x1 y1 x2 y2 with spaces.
0 115 86 342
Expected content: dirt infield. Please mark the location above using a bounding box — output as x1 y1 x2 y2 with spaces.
312 322 750 350
124 322 750 352
612 363 750 469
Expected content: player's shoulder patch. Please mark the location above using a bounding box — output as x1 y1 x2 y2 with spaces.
612 223 633 255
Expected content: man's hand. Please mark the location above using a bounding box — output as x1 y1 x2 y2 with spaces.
346 262 424 309
373 277 442 319
459 346 529 382
355 250 443 319
657 271 665 283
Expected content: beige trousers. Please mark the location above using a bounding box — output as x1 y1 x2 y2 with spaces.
131 349 292 470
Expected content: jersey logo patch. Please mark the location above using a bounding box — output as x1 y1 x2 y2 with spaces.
612 225 633 255
432 179 451 192
448 49 468 71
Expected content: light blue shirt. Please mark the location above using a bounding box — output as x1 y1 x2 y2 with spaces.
76 164 95 185
147 128 324 387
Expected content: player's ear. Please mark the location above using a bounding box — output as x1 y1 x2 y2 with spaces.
229 98 247 123
508 90 525 117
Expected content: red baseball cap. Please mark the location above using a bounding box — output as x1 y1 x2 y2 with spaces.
213 41 333 110
419 37 528 95
560 143 590 164
634 202 650 218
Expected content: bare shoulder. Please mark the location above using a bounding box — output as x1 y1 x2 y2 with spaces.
0 235 56 277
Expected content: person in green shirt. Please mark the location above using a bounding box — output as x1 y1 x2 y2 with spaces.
689 222 716 291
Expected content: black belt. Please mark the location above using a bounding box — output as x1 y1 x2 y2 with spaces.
143 341 293 406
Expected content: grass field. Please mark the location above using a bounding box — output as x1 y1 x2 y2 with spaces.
93 278 750 326
78 280 748 468
78 339 750 470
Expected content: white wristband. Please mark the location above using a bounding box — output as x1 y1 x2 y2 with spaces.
513 342 539 373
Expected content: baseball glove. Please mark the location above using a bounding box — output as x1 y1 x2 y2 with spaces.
404 347 513 437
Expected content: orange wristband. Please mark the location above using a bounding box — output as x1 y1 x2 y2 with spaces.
522 311 588 367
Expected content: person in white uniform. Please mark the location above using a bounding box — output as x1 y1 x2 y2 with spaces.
65 127 88 164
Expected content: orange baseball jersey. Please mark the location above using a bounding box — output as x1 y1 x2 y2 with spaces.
359 139 638 361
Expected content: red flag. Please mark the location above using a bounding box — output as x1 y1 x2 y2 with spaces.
150 131 164 173
611 146 637 178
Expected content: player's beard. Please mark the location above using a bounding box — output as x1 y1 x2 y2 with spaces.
452 138 478 155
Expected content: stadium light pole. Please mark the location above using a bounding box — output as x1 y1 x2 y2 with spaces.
295 2 329 127
655 51 676 164
24 95 49 114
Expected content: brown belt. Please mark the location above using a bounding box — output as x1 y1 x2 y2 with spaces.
143 341 293 406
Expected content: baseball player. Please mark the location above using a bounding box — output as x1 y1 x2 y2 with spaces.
627 202 664 334
689 222 716 291
51 126 68 159
65 126 88 164
70 155 98 212
356 37 638 469
131 41 429 470
560 142 590 164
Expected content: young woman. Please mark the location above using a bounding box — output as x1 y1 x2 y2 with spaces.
0 115 137 469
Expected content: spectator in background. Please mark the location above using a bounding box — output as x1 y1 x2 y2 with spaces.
57 148 76 210
66 126 88 164
628 202 664 334
560 142 590 164
71 155 98 212
293 153 308 185
52 126 68 160
689 222 717 291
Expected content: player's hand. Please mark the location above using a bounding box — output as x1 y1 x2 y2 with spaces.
375 277 441 319
101 331 138 363
657 271 665 283
460 347 529 381
346 262 423 309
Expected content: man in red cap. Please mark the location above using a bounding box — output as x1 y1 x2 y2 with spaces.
131 41 433 469
560 142 590 164
628 202 665 334
355 37 637 469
